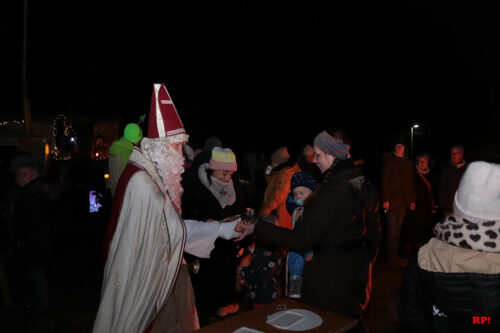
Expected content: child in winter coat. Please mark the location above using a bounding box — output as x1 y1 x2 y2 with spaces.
287 171 318 298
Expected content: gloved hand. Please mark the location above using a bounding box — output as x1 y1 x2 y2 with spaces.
218 218 242 240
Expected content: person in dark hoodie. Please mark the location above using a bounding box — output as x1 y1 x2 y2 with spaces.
399 161 500 332
235 128 381 332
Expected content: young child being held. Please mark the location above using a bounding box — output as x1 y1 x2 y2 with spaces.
287 171 317 298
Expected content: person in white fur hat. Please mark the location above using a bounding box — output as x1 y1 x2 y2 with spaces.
93 83 243 333
399 161 500 332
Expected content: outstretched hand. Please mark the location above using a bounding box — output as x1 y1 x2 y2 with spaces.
233 222 255 242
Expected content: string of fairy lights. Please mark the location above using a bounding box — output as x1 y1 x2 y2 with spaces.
51 114 75 160
0 120 25 126
2 115 110 161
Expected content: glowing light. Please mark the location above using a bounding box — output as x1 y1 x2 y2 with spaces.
104 173 110 179
89 190 103 213
51 114 76 160
0 120 24 126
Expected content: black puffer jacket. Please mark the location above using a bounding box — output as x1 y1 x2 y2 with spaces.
399 242 500 332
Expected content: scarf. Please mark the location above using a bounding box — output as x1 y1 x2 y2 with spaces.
416 164 430 175
451 160 466 168
434 215 500 253
198 163 236 209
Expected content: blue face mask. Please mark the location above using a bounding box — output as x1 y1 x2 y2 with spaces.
294 198 304 206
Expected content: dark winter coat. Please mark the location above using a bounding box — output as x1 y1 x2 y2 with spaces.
11 177 52 268
181 171 239 326
438 163 467 215
381 154 416 214
399 238 500 332
255 159 380 317
405 168 436 244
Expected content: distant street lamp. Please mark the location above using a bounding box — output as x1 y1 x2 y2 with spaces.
410 124 419 159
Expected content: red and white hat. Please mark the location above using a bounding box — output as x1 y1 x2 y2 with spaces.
147 83 188 143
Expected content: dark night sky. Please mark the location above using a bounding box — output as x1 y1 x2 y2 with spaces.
3 1 500 160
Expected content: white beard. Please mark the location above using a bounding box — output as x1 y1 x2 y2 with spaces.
143 139 185 214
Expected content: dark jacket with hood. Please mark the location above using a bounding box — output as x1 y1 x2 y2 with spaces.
255 159 380 317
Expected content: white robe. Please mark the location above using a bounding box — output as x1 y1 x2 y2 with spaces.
93 148 239 333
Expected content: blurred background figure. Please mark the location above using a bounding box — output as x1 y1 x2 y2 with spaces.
182 143 195 169
106 123 143 196
402 153 436 257
381 138 416 267
438 144 467 217
9 154 53 316
297 144 321 182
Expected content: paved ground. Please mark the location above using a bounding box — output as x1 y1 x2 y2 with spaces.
0 216 410 333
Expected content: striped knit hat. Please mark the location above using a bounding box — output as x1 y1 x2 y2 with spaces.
313 130 349 160
209 147 237 171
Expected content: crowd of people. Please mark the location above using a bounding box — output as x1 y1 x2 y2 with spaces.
0 83 498 332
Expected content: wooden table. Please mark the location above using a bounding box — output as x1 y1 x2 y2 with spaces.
197 298 358 333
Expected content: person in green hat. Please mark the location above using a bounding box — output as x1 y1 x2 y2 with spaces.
106 123 143 196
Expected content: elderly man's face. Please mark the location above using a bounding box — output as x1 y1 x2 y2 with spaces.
170 142 184 155
16 167 36 187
